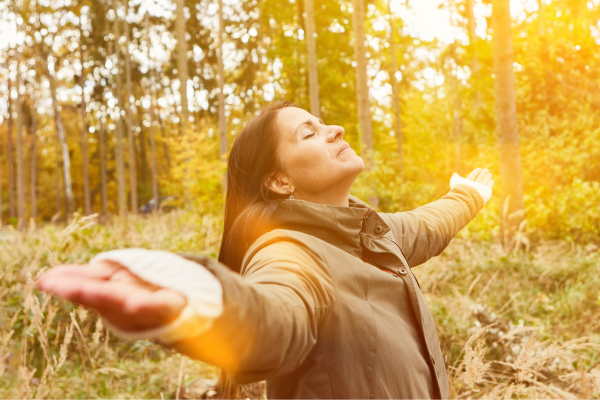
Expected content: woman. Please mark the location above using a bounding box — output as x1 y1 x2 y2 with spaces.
37 101 494 399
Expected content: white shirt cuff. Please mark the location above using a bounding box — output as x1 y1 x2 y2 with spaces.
90 248 223 344
449 175 492 204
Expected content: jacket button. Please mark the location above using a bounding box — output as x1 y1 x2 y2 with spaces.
398 268 408 275
374 225 383 234
431 356 436 365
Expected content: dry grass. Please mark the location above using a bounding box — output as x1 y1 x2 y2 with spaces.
1 212 599 399
418 238 600 398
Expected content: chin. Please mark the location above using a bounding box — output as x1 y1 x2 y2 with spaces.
351 154 366 173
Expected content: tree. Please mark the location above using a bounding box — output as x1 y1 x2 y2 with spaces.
449 42 464 174
465 0 482 113
7 53 15 219
14 52 25 228
112 5 128 216
99 114 109 217
387 0 403 176
175 0 189 123
145 12 159 212
78 23 92 215
40 56 74 215
351 0 377 207
492 0 525 240
303 0 320 117
122 0 137 213
217 0 227 160
30 100 38 221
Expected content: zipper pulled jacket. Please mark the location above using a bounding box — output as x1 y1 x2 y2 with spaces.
177 185 484 399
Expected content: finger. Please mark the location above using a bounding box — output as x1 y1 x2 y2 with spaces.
475 169 489 183
37 262 123 286
487 179 495 189
481 174 493 186
39 274 186 331
467 168 482 181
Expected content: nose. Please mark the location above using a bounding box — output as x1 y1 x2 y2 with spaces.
327 125 345 142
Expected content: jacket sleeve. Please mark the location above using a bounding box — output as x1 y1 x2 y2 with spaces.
172 240 335 384
380 185 484 268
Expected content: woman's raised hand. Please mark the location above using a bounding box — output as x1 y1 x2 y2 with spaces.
464 168 494 189
36 261 186 332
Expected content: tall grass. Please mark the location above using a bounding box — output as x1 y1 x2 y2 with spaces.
0 212 599 399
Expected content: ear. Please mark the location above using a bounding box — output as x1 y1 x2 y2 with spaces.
264 172 293 197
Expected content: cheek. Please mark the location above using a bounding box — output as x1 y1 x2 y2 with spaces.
284 143 332 182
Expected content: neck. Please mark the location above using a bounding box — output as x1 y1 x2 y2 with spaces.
294 183 352 207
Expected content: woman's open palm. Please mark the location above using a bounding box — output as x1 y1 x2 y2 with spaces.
464 168 494 188
36 261 186 332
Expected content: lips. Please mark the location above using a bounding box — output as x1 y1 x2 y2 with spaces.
337 143 351 157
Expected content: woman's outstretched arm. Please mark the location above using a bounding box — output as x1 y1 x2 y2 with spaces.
381 168 494 268
36 241 333 384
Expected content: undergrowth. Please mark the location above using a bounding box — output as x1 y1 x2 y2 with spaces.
0 211 598 399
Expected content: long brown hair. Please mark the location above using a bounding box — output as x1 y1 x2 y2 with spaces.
216 101 298 398
218 100 298 272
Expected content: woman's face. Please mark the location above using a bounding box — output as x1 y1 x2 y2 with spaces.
268 107 365 204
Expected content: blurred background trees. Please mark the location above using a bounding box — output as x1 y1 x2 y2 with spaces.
0 0 599 243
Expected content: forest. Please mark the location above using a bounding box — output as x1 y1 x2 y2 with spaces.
1 0 600 398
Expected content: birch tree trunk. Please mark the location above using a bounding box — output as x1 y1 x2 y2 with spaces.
175 0 189 123
145 12 159 212
30 103 37 220
387 2 403 177
41 56 74 215
78 29 92 215
7 70 15 219
55 139 62 217
113 6 128 216
123 0 137 213
466 0 482 113
351 0 377 207
217 0 227 159
450 42 464 174
303 0 320 117
99 117 109 217
492 0 525 241
14 55 25 228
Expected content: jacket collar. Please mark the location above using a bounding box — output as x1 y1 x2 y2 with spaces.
272 195 389 258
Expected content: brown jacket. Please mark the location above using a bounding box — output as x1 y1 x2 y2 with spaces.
177 185 484 399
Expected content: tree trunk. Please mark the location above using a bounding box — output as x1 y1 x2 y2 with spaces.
30 101 38 221
149 101 159 213
175 0 189 123
351 0 377 207
55 140 62 218
136 100 148 186
14 56 25 228
113 6 128 216
78 29 92 215
256 8 265 95
99 118 109 217
7 74 15 219
149 71 160 212
145 11 159 212
387 1 403 177
466 0 482 114
159 121 172 169
217 0 228 160
492 0 525 240
122 0 138 213
450 42 464 174
303 0 320 117
537 0 546 37
41 56 74 215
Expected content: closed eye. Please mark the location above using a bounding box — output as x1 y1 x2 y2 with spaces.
303 129 316 139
